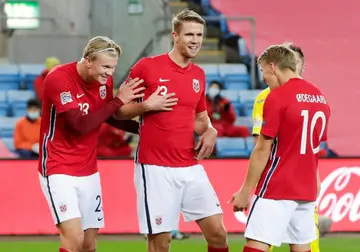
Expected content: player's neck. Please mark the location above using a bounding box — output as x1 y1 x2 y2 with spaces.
168 49 191 68
76 61 94 85
278 70 301 86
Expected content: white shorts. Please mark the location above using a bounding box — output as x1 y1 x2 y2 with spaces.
39 172 104 230
134 163 223 234
245 196 317 247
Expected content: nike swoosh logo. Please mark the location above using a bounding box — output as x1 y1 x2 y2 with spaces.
216 203 220 207
98 217 104 221
159 78 170 82
76 94 84 98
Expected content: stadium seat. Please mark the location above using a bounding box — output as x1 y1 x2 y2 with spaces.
0 64 20 90
200 64 221 87
220 90 242 116
18 64 44 90
218 63 248 76
1 137 15 152
220 90 239 103
238 90 261 104
7 90 35 104
0 117 18 137
12 103 27 117
234 116 253 127
245 137 255 151
216 137 250 157
225 81 250 90
0 91 9 116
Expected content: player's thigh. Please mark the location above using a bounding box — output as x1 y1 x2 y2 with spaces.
245 197 298 247
134 163 182 234
284 201 317 247
77 172 104 231
180 165 222 222
39 173 81 225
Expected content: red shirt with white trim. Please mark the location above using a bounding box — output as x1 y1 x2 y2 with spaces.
127 53 207 167
38 62 114 176
255 78 330 201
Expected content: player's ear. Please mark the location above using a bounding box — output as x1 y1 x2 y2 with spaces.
84 57 92 68
269 63 276 74
171 31 178 43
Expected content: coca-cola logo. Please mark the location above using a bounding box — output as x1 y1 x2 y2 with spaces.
317 167 360 223
234 167 360 224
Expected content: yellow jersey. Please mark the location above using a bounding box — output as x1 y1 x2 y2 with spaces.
252 87 270 136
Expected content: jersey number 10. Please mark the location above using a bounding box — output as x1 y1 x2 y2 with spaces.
300 110 326 155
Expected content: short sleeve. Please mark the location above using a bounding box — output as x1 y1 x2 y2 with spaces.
260 91 284 138
43 70 78 114
125 58 147 85
196 73 207 113
252 93 264 136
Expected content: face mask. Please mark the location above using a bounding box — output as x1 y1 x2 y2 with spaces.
27 111 40 120
208 87 220 99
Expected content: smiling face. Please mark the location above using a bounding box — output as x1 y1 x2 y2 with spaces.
85 52 118 84
172 21 204 59
171 9 206 60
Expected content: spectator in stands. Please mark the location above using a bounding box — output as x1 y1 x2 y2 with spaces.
97 123 133 158
14 99 41 158
34 56 61 101
206 80 250 137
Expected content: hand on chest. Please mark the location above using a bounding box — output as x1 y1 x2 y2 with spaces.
145 71 203 107
75 85 109 115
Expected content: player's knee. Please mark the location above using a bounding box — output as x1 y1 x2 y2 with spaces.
148 233 171 252
61 231 84 251
80 241 96 252
205 223 227 247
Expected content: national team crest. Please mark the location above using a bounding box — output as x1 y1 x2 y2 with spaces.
99 85 107 99
59 204 67 213
155 216 162 226
193 79 200 93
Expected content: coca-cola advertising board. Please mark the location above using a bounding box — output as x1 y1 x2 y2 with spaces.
0 159 358 234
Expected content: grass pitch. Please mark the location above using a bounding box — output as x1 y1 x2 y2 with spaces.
0 236 358 251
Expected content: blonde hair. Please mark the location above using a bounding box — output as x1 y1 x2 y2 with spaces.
258 44 297 71
172 8 206 33
83 36 122 61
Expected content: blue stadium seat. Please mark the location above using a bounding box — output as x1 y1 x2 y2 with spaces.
225 81 250 90
220 90 239 103
12 103 27 117
216 137 250 157
220 90 242 116
18 64 44 90
200 64 221 88
234 116 253 127
238 90 261 104
7 90 35 104
0 91 9 116
219 64 250 90
1 137 15 152
245 137 255 151
219 63 248 76
0 64 20 90
0 117 19 137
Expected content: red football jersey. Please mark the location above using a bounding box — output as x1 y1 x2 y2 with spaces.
38 62 114 176
255 78 330 201
127 53 207 167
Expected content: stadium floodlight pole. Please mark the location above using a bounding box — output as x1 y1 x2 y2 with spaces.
202 15 257 89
